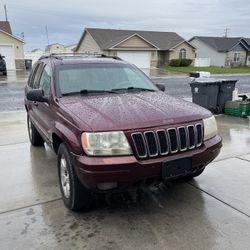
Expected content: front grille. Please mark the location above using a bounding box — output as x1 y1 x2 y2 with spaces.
178 127 187 151
156 130 168 155
144 132 158 156
131 133 147 158
131 123 203 158
168 128 178 153
187 125 195 149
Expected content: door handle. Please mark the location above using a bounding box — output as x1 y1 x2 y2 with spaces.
34 101 38 106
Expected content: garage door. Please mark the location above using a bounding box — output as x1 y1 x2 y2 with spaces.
0 45 15 70
117 51 151 69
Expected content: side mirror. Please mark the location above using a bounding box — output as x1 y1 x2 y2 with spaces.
27 89 49 103
155 83 165 92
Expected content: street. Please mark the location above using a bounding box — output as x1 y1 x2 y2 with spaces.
1 71 250 112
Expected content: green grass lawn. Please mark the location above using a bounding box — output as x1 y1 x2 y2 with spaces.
162 66 250 74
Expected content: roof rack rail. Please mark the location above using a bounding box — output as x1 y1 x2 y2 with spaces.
39 53 122 61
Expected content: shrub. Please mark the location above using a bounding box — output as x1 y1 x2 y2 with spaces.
169 59 193 67
169 59 181 67
180 59 192 66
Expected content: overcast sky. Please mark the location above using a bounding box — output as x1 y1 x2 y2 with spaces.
2 0 250 51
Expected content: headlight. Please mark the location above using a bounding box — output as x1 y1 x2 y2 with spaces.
81 131 132 156
203 116 218 141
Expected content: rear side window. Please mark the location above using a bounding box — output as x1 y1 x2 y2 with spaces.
33 64 43 89
28 63 40 88
39 65 51 97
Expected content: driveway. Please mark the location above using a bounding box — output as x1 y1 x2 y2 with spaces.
0 111 250 250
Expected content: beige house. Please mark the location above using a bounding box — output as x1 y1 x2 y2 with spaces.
0 21 25 70
25 49 44 66
75 28 196 68
45 43 65 53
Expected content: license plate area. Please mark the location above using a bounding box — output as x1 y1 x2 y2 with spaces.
162 157 192 178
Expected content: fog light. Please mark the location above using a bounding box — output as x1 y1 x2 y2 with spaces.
97 182 118 190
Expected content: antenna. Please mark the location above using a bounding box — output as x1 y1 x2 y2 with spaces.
45 25 50 47
20 32 24 40
4 5 8 21
224 28 230 37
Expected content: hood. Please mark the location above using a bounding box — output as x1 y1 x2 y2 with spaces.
59 91 211 131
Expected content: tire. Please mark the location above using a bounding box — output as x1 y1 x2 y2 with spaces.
57 143 94 211
3 71 7 76
27 115 44 146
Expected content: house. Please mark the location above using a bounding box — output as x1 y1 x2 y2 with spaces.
75 28 196 68
65 44 77 52
189 36 250 67
0 21 25 70
25 49 44 66
244 38 250 66
45 43 65 53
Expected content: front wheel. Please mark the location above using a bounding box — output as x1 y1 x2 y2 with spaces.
57 143 94 211
27 115 44 146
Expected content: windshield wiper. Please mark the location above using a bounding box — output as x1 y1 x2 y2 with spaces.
62 89 117 96
111 87 155 92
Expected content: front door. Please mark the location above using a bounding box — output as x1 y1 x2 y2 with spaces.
35 64 52 142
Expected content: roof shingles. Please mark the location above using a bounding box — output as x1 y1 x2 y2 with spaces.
0 21 12 34
86 28 185 50
191 36 246 52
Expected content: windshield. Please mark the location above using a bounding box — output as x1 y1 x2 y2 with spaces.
55 63 157 96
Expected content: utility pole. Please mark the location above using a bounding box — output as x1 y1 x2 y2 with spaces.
224 28 230 37
45 25 50 46
4 4 8 21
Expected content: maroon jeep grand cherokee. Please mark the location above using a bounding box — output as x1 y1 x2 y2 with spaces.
24 54 222 210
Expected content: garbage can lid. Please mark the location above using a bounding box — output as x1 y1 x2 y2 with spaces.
190 78 222 85
220 79 238 84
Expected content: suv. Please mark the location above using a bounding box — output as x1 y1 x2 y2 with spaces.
24 54 222 210
0 54 7 76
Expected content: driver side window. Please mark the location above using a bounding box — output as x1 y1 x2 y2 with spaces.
39 65 51 97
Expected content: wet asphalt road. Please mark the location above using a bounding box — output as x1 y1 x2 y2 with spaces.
154 75 250 98
0 71 250 112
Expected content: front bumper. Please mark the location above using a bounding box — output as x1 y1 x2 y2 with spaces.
72 135 222 191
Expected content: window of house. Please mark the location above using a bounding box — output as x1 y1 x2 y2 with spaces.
234 53 240 62
179 48 186 59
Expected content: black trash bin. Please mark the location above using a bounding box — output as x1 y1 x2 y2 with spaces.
189 71 200 78
190 79 221 113
25 59 32 70
217 80 237 113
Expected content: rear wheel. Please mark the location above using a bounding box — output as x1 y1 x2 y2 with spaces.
57 143 94 211
27 115 44 146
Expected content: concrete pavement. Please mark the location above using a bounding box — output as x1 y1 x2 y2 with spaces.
0 111 250 249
